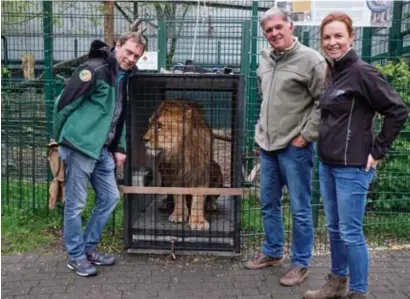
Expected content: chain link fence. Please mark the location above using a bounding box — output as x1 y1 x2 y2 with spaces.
2 0 409 254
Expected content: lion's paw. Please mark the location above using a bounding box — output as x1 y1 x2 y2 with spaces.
169 211 188 223
188 216 210 230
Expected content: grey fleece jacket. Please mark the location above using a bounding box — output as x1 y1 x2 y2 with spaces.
255 39 326 151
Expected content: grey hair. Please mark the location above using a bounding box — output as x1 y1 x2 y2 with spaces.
260 7 293 28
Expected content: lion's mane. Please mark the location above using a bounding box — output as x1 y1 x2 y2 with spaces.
145 99 213 189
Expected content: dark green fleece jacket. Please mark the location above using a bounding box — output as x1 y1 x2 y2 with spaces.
53 40 132 159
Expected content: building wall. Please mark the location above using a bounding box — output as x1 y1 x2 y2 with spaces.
1 1 274 67
2 1 409 71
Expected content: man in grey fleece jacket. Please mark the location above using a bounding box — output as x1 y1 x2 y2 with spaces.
244 7 326 287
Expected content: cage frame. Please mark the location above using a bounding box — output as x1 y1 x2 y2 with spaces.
122 72 245 256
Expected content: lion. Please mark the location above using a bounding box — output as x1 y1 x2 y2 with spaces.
158 159 223 213
143 99 222 230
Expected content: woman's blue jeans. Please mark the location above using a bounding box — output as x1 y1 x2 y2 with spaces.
319 161 375 294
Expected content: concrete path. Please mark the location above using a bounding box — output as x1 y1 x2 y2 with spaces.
2 250 409 299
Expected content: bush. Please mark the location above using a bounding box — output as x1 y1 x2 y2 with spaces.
367 60 410 212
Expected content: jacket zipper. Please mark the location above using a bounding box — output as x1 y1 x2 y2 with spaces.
344 96 355 166
267 57 279 148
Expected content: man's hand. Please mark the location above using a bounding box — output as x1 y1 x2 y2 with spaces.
114 152 127 167
365 154 378 172
291 135 307 147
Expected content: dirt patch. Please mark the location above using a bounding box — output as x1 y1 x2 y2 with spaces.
41 228 65 253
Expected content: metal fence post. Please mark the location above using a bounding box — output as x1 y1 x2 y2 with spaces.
240 21 251 187
302 30 309 47
240 19 251 148
362 28 372 63
388 1 403 60
43 1 54 139
294 26 302 42
158 19 167 71
244 1 259 180
1 35 9 87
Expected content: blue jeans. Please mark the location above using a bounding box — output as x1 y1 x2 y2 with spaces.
59 145 120 261
260 144 314 268
319 162 375 294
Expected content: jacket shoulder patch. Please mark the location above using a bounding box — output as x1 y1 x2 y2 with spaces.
79 69 92 82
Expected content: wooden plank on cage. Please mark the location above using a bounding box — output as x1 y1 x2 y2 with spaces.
120 186 243 196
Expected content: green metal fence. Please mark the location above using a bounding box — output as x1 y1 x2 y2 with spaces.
1 0 409 254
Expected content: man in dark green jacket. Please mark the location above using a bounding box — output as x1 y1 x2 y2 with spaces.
53 31 145 277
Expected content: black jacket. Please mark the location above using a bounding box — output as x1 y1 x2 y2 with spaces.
318 49 408 167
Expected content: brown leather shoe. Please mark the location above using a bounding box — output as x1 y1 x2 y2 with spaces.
279 265 309 286
243 252 283 269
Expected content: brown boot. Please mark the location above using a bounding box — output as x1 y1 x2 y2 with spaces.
344 292 368 299
280 265 309 286
243 252 283 269
303 273 348 299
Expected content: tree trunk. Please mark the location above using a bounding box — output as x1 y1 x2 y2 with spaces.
104 1 114 46
167 38 178 67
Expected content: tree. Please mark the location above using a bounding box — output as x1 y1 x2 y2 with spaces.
103 1 115 46
1 1 85 29
1 1 106 87
1 1 41 28
139 2 193 67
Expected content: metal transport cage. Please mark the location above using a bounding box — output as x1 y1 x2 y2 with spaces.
122 73 244 255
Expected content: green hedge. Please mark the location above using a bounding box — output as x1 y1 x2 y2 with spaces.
368 60 410 212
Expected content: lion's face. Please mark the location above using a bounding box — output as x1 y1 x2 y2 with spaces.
143 106 190 156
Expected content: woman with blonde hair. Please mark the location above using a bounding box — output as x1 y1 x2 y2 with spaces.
303 12 408 299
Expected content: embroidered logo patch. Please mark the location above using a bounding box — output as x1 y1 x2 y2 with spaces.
331 89 347 99
79 69 92 82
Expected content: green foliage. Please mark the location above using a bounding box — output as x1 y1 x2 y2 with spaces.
376 59 410 105
1 181 124 254
2 67 10 88
1 1 106 34
1 209 61 254
241 193 262 233
2 67 10 77
368 60 410 212
240 192 293 234
240 193 410 246
363 212 410 244
1 1 41 28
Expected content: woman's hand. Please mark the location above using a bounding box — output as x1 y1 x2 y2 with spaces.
365 154 378 172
